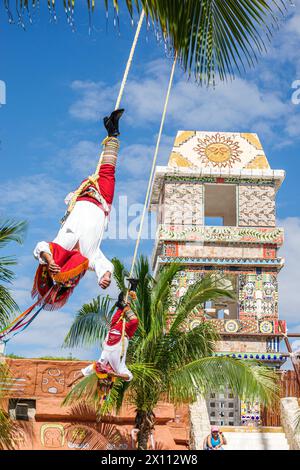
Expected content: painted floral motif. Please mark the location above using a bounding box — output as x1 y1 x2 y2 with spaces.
158 225 283 245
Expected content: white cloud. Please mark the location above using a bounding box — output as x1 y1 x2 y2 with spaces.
69 80 117 121
278 217 300 324
0 174 68 220
58 139 100 175
67 5 300 147
67 61 289 145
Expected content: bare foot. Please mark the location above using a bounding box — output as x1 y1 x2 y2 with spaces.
99 271 111 289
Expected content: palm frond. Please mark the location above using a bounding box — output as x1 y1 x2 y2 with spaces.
111 258 129 294
0 220 26 328
168 356 278 406
0 220 27 248
150 263 182 332
62 373 101 409
0 256 18 284
99 362 161 415
140 0 288 84
132 256 152 334
154 321 219 372
0 285 19 329
170 274 235 334
63 295 114 348
10 2 289 84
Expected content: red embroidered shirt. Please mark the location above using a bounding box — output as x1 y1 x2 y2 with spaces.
77 164 116 213
106 308 139 346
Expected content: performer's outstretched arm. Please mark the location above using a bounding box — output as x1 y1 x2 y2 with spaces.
90 248 114 289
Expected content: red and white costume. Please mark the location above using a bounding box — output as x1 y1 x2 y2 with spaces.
33 137 119 286
81 307 139 381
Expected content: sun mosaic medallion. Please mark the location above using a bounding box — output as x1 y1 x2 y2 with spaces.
193 133 243 168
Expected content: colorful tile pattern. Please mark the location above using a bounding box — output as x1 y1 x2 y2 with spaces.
239 273 278 318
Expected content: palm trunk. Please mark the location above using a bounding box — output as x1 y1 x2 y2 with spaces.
135 410 155 450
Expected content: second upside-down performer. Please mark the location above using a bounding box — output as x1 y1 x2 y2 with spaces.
67 279 139 389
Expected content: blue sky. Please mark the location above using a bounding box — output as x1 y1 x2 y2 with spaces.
1 2 300 361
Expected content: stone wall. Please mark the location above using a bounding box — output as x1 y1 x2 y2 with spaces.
216 339 267 353
280 397 300 450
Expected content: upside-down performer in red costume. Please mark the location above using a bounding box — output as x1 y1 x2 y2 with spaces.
32 109 124 310
0 110 124 342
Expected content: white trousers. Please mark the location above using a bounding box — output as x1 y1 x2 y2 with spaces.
81 336 133 382
33 201 114 284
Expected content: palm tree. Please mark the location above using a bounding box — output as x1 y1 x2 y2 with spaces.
0 219 26 448
63 256 278 450
8 1 289 84
0 361 13 450
0 220 27 329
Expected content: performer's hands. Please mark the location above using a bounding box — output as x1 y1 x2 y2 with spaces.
41 252 61 275
48 260 61 275
99 271 111 289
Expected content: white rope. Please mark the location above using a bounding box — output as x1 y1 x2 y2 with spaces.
121 54 177 357
115 9 145 110
128 53 177 282
64 10 145 220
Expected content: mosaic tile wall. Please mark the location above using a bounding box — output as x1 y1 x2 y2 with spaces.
169 268 279 323
239 273 278 319
238 185 276 227
163 182 204 225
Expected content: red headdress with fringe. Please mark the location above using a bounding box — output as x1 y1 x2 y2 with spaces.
32 242 89 310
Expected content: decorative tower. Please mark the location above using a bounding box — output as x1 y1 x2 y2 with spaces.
150 131 286 426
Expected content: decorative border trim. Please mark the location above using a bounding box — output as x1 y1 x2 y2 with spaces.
157 225 284 245
164 175 276 185
157 256 284 267
208 319 286 335
214 352 286 362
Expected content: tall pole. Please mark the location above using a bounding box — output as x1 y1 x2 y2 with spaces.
282 334 300 389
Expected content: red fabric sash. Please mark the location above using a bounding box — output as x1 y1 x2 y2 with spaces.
32 242 89 310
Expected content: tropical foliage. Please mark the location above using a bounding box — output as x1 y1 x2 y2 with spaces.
63 256 278 449
0 220 27 329
0 219 26 448
0 361 13 449
6 1 290 84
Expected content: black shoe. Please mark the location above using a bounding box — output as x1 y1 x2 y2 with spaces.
116 292 126 310
127 278 139 293
103 109 124 137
